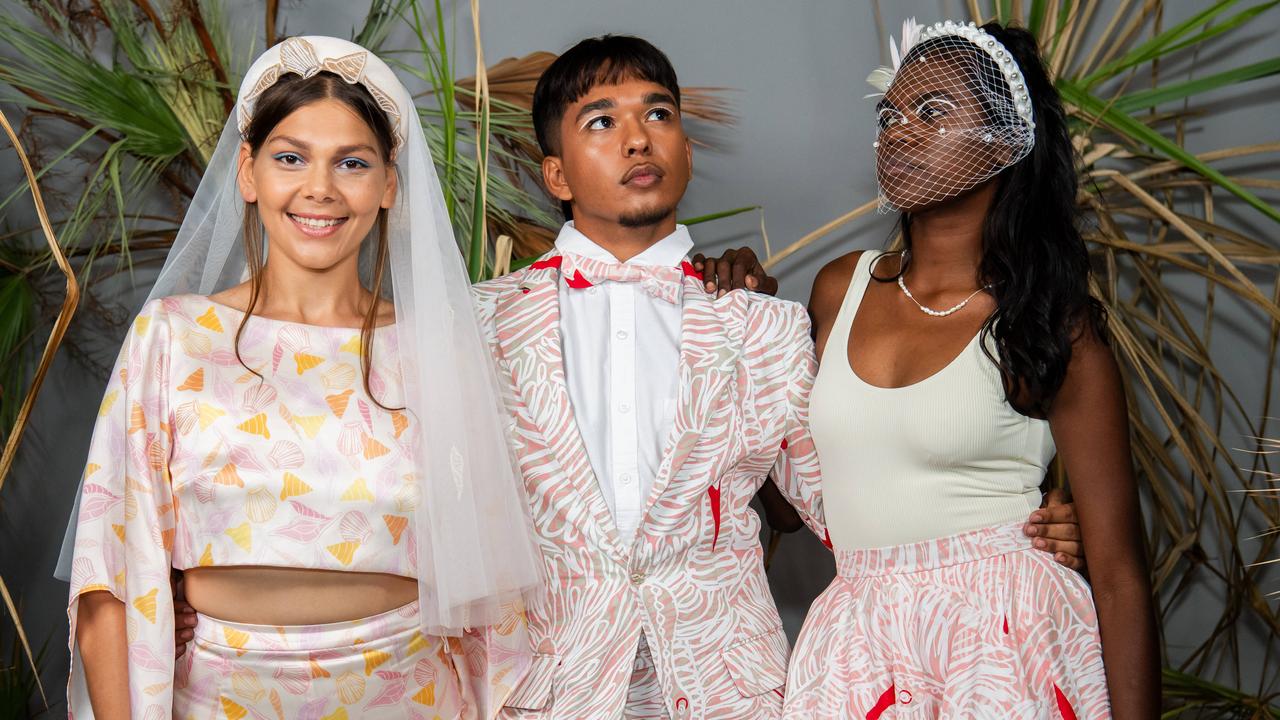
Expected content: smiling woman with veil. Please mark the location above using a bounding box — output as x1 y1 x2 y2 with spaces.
58 36 543 719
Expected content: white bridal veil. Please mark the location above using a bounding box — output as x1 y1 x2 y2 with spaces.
57 36 543 635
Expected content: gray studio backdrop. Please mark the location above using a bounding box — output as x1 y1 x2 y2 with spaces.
1 0 1277 709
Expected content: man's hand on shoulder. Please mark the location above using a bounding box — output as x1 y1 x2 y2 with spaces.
691 247 778 297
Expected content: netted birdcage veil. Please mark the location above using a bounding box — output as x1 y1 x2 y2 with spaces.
867 19 1036 212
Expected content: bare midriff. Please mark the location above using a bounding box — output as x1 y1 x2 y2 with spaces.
182 567 418 625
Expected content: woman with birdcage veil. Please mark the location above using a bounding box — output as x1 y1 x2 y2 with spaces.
782 20 1157 719
57 36 543 719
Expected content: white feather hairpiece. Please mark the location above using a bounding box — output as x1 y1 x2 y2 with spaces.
865 17 924 97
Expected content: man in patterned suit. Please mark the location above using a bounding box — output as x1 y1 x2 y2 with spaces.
475 35 827 719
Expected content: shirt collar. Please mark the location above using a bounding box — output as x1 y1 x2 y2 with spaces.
554 221 694 268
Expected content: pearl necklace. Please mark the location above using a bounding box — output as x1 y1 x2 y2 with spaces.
897 274 990 317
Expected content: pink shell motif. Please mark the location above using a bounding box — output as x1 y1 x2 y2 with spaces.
70 557 99 590
228 444 266 473
270 517 327 543
413 657 438 686
174 400 199 435
207 349 242 367
337 422 364 457
357 398 374 432
241 382 278 414
272 324 309 374
338 511 373 543
128 644 169 673
273 664 311 695
79 483 121 521
286 500 331 521
363 671 407 709
268 440 305 470
294 696 331 720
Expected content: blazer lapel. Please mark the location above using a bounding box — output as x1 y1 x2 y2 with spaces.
640 277 741 518
493 253 627 562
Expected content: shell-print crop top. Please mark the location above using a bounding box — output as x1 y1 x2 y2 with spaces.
68 294 420 603
66 294 536 719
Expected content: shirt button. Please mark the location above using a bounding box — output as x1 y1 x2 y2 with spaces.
630 571 645 585
619 473 632 485
616 330 629 340
619 403 631 413
587 287 598 296
899 690 912 704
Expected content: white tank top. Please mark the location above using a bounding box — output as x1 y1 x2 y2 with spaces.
810 251 1056 550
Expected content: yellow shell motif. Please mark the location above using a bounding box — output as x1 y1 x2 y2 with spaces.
335 671 366 704
411 684 436 706
362 435 390 460
99 390 120 417
393 479 418 512
180 329 212 356
339 335 362 355
132 587 159 623
236 413 271 439
222 626 250 651
292 414 326 439
323 363 357 391
340 478 374 503
128 402 147 434
231 669 266 702
294 352 324 374
214 463 244 487
225 522 253 552
219 696 248 720
198 543 214 566
326 389 354 418
245 487 278 523
326 541 360 565
197 402 226 430
134 315 151 336
363 648 392 676
279 472 313 500
391 411 409 439
383 514 408 545
196 306 224 333
407 631 431 657
177 368 204 392
320 708 349 720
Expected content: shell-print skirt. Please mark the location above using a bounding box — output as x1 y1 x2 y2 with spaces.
782 522 1110 719
174 601 465 719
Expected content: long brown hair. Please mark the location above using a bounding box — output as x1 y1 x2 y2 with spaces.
237 70 397 409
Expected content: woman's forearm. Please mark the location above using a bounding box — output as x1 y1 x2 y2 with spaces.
76 590 132 720
1092 573 1160 719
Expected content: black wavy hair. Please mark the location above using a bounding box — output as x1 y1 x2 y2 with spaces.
532 35 680 219
886 23 1107 417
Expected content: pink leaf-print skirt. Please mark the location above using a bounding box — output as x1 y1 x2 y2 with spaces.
782 522 1111 719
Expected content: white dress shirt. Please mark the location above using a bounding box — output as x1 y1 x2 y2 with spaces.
555 221 691 542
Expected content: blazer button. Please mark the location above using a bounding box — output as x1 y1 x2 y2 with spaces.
630 571 646 585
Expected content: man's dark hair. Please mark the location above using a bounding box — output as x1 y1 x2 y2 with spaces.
533 35 681 158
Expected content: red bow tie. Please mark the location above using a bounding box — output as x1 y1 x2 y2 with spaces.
532 254 702 304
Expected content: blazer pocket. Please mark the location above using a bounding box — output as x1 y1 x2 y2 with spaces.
720 626 789 697
503 653 560 710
